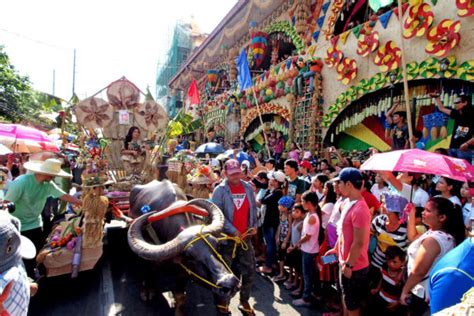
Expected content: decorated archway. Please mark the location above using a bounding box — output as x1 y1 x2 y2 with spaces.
243 113 290 152
324 78 474 152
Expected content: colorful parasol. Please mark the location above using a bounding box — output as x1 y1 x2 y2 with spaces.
0 124 59 153
425 19 461 58
361 149 474 182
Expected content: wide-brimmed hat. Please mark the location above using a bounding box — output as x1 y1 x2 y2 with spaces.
24 158 71 178
0 212 36 273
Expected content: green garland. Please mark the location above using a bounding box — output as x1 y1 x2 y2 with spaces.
265 21 305 53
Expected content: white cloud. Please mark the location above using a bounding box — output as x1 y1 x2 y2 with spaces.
0 0 236 100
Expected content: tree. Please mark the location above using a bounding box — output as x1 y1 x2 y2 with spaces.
0 45 36 122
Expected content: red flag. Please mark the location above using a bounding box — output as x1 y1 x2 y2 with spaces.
186 79 200 117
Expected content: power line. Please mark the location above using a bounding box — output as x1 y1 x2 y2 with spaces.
0 27 71 52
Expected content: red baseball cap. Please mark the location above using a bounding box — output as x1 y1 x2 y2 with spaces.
299 160 312 170
224 159 242 175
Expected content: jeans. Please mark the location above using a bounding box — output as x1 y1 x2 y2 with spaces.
449 148 473 164
262 226 277 268
302 251 318 301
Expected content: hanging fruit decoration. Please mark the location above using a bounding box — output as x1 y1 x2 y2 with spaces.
336 58 357 85
374 41 402 72
403 2 434 39
325 45 344 68
357 31 380 57
456 0 474 17
425 19 461 58
456 60 474 80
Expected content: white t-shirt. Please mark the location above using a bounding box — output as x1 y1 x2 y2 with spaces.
448 195 462 206
320 202 334 229
462 202 472 228
371 184 390 202
399 184 430 207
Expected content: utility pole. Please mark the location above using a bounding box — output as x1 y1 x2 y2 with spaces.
72 48 76 96
52 69 56 95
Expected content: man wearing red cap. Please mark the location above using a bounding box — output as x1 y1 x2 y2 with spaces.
212 159 257 315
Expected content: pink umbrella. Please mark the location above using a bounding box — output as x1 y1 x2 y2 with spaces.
360 149 474 182
0 124 59 153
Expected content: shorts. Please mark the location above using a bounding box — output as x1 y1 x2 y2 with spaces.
286 248 302 272
339 266 369 311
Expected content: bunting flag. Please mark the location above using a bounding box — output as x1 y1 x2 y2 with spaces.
237 48 253 92
330 35 340 46
317 16 325 28
379 10 393 29
369 0 394 12
312 30 320 41
393 2 409 19
340 30 351 44
352 25 363 39
186 78 200 118
322 2 330 14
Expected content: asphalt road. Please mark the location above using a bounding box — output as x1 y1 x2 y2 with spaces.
29 226 323 316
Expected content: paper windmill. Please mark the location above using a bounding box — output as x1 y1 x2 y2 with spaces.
456 60 474 80
336 58 357 85
419 57 440 78
406 62 420 80
374 41 402 72
325 45 344 68
456 0 474 17
425 19 461 58
357 31 380 57
403 3 434 39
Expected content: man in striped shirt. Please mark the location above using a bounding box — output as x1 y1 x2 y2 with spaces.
369 194 409 288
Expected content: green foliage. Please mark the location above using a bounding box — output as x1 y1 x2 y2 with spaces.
0 45 35 122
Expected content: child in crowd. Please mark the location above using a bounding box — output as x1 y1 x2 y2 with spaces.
273 196 294 282
293 191 321 307
371 246 407 315
285 203 305 296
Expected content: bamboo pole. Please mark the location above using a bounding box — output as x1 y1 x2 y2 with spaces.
397 0 414 149
251 87 272 158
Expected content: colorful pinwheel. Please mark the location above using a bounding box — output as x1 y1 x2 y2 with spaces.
425 19 461 58
336 58 358 85
374 41 402 72
403 3 434 39
369 73 387 91
357 31 380 57
325 45 344 68
456 0 474 17
356 78 371 96
419 57 440 79
456 60 474 80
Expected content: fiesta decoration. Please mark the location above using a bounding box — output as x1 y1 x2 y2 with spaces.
106 78 140 110
74 97 113 129
373 41 401 72
356 31 380 57
406 62 420 80
251 31 268 68
456 60 474 80
439 56 458 78
403 2 434 39
336 58 358 85
325 45 344 68
207 70 220 87
419 57 440 78
425 19 461 58
323 0 344 39
456 0 474 17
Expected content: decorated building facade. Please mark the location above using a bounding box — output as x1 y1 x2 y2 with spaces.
169 0 474 154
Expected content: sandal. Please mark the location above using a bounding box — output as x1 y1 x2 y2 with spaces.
290 289 302 297
272 275 286 282
216 304 231 315
238 303 256 316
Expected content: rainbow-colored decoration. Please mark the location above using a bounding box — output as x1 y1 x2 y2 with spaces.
251 31 268 68
335 114 454 152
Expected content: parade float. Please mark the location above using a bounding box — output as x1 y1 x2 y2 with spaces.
168 0 474 156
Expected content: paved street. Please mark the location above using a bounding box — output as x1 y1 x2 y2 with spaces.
29 226 323 316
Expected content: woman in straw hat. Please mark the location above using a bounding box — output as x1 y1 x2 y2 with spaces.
3 158 81 277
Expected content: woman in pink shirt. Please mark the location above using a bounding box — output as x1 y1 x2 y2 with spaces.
274 132 285 162
293 191 321 307
287 142 301 164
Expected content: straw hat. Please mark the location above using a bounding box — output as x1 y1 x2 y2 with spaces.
24 158 72 178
